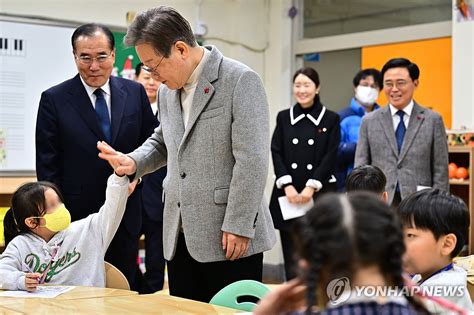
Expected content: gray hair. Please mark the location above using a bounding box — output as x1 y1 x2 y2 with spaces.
124 6 197 57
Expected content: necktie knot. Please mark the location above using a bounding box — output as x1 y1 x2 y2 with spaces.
94 88 104 98
396 110 405 119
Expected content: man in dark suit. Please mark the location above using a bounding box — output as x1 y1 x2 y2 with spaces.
35 23 158 291
135 63 166 293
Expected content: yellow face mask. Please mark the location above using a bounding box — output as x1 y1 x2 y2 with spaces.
31 204 71 232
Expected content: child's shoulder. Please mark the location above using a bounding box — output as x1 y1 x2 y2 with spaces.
423 265 467 287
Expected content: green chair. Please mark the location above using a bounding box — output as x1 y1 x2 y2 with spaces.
209 279 271 311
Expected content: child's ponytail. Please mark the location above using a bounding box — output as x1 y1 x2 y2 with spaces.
3 207 22 246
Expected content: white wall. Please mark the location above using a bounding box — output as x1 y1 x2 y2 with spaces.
452 0 474 129
2 0 295 266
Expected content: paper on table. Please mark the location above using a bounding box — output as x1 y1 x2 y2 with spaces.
278 196 314 221
0 285 75 298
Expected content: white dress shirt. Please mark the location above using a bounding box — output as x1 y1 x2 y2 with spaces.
80 76 112 119
389 100 413 131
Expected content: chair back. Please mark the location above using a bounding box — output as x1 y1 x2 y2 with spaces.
104 261 130 290
209 279 270 311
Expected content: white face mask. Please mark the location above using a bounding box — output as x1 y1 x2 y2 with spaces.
355 85 379 106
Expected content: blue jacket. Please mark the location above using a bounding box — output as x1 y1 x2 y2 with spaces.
336 98 380 190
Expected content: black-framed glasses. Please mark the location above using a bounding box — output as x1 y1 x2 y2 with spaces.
141 55 165 78
76 52 113 65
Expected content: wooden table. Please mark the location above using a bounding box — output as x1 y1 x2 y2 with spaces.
0 287 241 314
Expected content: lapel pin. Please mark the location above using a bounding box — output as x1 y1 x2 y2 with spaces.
417 115 422 120
204 87 209 94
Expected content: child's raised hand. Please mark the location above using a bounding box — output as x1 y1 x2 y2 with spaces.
25 273 41 292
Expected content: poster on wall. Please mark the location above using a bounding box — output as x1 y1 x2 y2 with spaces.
0 21 77 173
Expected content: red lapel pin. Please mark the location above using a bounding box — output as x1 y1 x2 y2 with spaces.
204 87 209 94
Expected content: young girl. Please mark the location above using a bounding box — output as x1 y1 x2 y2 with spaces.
0 173 129 291
255 192 428 315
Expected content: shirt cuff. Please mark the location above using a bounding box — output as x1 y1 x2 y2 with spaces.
306 179 323 192
17 275 26 291
276 175 293 189
110 173 129 185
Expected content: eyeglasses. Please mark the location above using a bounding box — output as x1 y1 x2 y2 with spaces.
76 52 113 65
141 55 165 78
384 80 410 89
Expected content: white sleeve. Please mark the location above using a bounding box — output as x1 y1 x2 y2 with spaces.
0 243 27 290
88 174 129 255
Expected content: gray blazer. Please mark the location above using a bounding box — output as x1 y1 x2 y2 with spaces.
354 102 449 204
129 46 276 262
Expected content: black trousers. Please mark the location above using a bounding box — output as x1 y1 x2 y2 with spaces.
279 229 297 281
140 210 165 293
105 224 140 291
167 232 263 303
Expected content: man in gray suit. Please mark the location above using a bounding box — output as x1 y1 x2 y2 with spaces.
97 6 276 302
355 58 448 205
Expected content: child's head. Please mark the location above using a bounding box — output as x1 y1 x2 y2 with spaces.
293 191 405 309
397 189 469 278
4 181 66 246
345 165 388 202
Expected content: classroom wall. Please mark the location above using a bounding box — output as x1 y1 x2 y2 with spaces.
361 37 452 128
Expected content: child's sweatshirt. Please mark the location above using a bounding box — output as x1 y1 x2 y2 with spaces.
420 265 473 314
0 174 129 290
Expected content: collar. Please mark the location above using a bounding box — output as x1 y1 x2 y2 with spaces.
389 100 414 117
350 98 366 117
419 263 454 284
150 101 158 116
290 103 326 126
80 75 111 98
182 47 210 93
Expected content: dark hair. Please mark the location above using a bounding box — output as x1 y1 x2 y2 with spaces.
353 68 382 89
124 6 196 58
71 23 115 51
135 62 143 77
4 181 64 246
293 67 320 87
381 58 420 82
293 192 426 314
345 165 387 194
397 189 469 258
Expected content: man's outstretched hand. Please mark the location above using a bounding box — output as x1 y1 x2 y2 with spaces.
97 141 137 176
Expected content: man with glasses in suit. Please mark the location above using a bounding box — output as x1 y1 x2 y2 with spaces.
97 6 276 302
35 23 157 291
355 58 448 206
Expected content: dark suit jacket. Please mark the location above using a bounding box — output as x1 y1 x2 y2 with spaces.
36 74 158 235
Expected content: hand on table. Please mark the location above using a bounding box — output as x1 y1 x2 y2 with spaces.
25 273 41 292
